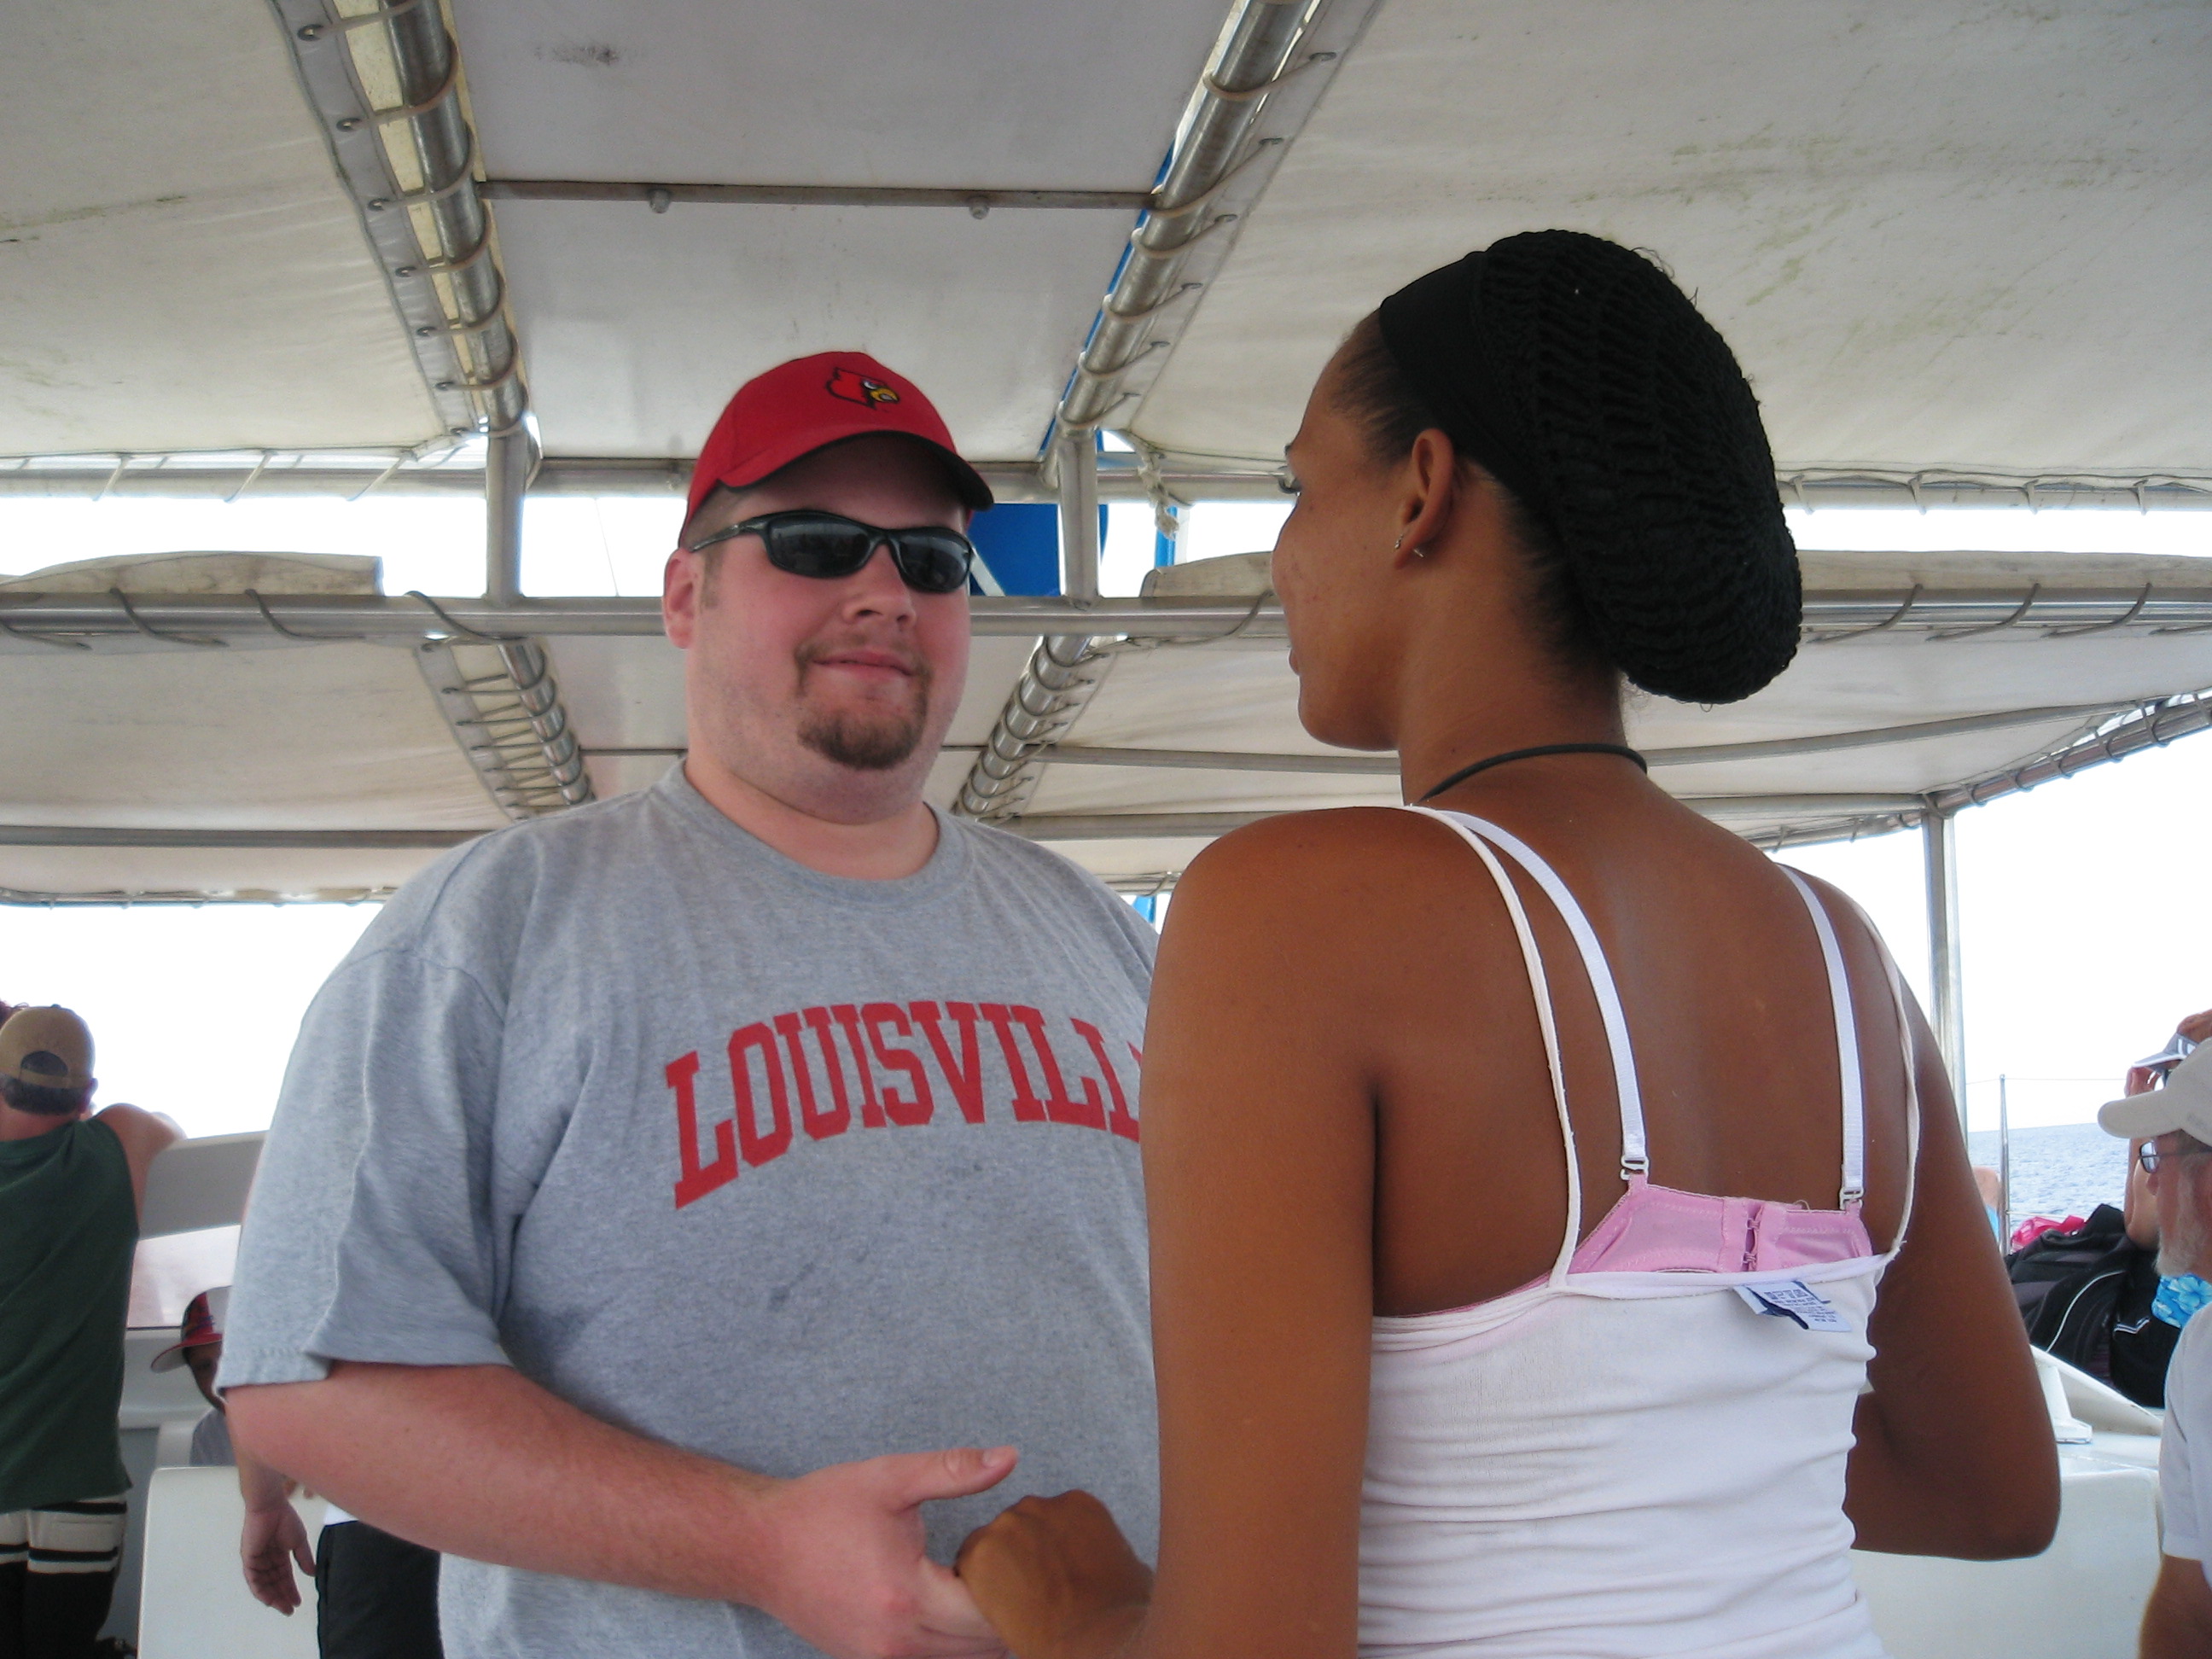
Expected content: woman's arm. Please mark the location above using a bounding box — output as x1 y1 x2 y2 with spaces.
1844 992 2058 1558
963 821 1384 1659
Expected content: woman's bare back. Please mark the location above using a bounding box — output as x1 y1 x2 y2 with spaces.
1354 769 1914 1314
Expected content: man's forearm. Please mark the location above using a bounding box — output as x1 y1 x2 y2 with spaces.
235 1444 291 1513
227 1361 783 1606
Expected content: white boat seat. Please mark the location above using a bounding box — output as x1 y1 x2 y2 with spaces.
1854 1353 2165 1659
137 1466 323 1659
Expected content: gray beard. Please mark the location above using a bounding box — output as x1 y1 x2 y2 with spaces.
2160 1197 2206 1278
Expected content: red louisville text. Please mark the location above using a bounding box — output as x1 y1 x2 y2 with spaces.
668 1001 1141 1208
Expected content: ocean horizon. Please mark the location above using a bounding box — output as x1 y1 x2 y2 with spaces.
1967 1121 2130 1230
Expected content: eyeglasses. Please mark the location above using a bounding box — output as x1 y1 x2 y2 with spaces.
685 509 975 596
2138 1144 2211 1173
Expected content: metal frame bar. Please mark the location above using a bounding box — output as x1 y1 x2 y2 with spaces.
0 827 477 848
991 795 1930 841
7 456 2209 509
417 639 595 818
485 425 533 605
481 180 1153 212
0 886 405 907
7 589 2212 643
1930 688 2212 813
1053 0 1380 434
1923 805 1968 1102
1057 430 1103 609
274 0 525 438
1026 704 2133 775
954 637 1118 821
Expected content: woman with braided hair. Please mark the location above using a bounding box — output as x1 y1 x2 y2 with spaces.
956 233 2057 1657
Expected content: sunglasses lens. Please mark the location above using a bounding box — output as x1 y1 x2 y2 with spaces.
754 514 974 593
762 517 876 579
893 530 975 595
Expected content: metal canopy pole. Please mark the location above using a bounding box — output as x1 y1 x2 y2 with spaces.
1057 0 1324 431
1057 428 1102 608
1923 802 1969 1119
485 424 533 606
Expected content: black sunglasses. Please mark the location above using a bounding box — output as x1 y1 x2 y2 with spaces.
686 509 976 596
2138 1143 2210 1173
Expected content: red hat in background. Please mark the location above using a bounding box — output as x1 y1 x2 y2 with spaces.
151 1287 228 1372
685 352 994 522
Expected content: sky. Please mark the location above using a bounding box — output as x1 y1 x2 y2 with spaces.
3 498 2208 1140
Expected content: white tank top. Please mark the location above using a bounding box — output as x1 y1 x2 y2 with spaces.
1359 809 1920 1658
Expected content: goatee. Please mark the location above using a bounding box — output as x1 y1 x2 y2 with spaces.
798 706 928 771
794 643 933 771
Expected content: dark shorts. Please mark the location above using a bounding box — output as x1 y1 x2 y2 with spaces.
0 1496 128 1659
315 1520 444 1659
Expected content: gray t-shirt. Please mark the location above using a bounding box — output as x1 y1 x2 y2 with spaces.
222 768 1158 1658
188 1406 234 1467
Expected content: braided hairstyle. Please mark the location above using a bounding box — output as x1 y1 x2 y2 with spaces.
1340 231 1800 705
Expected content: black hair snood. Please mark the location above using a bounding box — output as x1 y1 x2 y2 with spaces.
1378 233 1800 705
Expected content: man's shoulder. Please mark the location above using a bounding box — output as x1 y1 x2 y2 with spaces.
336 786 678 992
2177 1307 2212 1404
946 816 1156 958
375 787 671 927
952 815 1130 904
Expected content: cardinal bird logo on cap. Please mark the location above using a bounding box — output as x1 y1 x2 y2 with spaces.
826 367 901 409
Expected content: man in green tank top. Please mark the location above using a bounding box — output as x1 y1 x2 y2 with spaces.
0 1006 178 1659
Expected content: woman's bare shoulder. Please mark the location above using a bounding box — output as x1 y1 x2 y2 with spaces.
1179 806 1485 904
1184 806 1473 887
1166 807 1501 962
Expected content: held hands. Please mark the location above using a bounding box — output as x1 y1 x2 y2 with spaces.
957 1492 1153 1659
754 1446 1021 1659
239 1498 316 1614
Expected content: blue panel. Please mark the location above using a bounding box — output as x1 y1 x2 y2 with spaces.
968 503 1114 597
968 503 1060 596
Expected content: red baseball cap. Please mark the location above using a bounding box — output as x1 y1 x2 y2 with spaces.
685 352 994 522
151 1286 228 1372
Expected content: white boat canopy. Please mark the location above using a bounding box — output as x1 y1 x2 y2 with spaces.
2 0 2209 909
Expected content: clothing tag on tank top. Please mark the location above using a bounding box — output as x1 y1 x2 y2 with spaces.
1734 1280 1851 1333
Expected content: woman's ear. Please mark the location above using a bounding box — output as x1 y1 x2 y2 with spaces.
1393 428 1461 564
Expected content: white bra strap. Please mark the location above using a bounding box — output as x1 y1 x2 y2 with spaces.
1439 814 1649 1179
1780 870 1866 1207
1836 888 1924 1257
1400 806 1584 1285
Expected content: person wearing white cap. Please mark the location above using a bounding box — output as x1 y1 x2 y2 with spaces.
2101 1041 2212 1654
0 1005 179 1658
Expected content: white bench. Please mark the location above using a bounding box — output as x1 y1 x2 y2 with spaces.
137 1466 323 1659
1853 1352 2167 1659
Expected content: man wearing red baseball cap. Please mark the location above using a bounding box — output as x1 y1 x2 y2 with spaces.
224 356 1160 1659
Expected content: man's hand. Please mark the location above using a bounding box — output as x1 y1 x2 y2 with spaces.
752 1447 1019 1659
2128 1009 2212 1097
240 1497 316 1614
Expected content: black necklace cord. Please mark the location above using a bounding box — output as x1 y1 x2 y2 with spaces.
1417 742 1649 803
